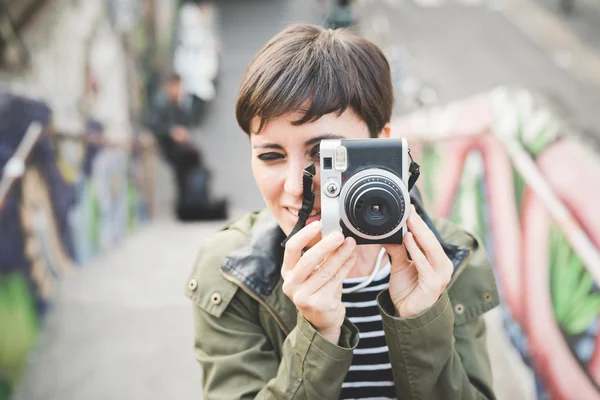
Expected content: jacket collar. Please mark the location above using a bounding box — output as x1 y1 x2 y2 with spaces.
222 188 471 310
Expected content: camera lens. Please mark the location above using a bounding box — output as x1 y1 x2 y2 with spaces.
344 176 406 237
368 204 385 220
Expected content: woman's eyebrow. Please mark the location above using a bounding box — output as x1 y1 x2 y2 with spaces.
304 133 344 147
253 134 344 150
253 143 284 150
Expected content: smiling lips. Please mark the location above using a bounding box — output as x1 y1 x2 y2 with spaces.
285 207 321 225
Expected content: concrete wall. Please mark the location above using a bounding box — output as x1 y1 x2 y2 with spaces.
9 0 130 138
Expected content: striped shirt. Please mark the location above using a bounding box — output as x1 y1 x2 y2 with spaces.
340 262 396 400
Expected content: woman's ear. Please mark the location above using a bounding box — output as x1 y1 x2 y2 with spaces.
378 123 391 139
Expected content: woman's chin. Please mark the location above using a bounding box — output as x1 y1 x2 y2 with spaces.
279 208 322 246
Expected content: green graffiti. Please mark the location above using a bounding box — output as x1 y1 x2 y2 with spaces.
449 152 486 241
515 103 558 157
0 273 38 399
90 180 101 252
419 144 441 208
550 225 600 335
512 167 525 216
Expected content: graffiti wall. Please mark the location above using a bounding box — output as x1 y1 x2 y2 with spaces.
0 91 156 400
392 86 600 399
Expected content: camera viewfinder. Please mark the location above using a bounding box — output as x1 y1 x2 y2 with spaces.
324 157 333 170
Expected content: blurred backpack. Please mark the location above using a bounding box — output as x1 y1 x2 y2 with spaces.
176 157 228 221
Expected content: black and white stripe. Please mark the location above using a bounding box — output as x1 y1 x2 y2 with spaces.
340 262 396 400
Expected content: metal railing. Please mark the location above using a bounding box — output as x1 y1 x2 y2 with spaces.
0 121 43 210
0 122 158 215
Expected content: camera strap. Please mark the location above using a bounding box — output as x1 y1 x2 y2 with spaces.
281 164 316 248
407 149 420 192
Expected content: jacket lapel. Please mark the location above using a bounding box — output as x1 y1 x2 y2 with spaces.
222 212 297 333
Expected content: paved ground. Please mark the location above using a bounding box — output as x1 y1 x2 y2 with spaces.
12 219 218 400
13 0 600 398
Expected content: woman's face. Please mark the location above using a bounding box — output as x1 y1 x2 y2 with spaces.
250 110 390 247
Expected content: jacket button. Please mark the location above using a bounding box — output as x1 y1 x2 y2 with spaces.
188 279 198 291
211 293 222 305
484 293 493 302
454 303 465 314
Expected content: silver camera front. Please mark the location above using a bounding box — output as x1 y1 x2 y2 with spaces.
320 139 411 244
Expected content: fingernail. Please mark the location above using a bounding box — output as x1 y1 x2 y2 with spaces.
409 206 417 221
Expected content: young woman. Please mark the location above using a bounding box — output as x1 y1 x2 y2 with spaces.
185 24 499 399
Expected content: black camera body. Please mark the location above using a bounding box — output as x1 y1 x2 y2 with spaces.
320 138 411 245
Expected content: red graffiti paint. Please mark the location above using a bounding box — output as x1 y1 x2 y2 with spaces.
391 89 600 399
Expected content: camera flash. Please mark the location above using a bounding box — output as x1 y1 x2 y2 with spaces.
334 146 347 171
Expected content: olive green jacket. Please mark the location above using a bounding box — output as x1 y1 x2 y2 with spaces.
185 196 500 400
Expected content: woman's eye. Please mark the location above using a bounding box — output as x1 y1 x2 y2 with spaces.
309 145 320 161
257 152 284 162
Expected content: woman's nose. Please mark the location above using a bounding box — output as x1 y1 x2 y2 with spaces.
283 163 305 198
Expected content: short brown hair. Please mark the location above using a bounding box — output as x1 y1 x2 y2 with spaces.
235 24 393 137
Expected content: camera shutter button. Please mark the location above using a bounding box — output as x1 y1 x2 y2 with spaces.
325 181 340 197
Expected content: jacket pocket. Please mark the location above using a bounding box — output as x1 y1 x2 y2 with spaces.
436 220 500 326
447 232 500 326
184 237 240 318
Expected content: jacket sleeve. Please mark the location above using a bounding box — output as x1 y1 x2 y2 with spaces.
191 288 360 400
377 290 496 400
376 219 499 400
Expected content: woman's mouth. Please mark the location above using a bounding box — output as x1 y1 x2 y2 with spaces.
285 207 321 224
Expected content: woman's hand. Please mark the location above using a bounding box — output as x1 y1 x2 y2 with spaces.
383 205 454 318
281 221 357 344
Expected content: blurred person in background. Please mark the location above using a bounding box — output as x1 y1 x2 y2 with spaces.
147 73 195 198
185 24 499 399
146 73 226 220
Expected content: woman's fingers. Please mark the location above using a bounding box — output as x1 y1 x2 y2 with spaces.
406 205 447 266
287 232 346 284
299 237 356 295
318 251 358 300
403 232 435 278
407 205 453 281
281 221 323 277
383 243 409 266
283 239 356 333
